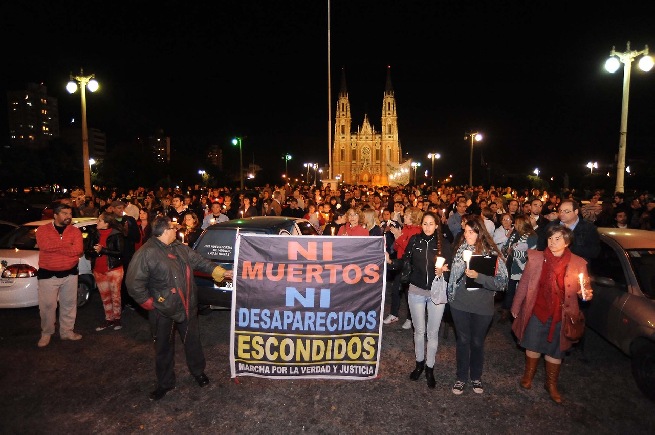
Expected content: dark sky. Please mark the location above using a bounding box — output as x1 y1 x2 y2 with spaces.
2 1 655 183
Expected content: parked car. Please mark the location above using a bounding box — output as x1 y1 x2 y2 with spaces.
192 216 319 309
0 197 42 225
0 220 18 240
0 218 98 309
586 228 655 402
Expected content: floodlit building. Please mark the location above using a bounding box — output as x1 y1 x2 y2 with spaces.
331 67 405 186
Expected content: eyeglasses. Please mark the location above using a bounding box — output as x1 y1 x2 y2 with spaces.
558 209 574 214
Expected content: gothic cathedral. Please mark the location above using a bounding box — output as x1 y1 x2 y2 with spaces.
332 67 404 186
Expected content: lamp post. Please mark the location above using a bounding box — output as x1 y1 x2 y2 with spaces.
282 153 292 178
605 42 653 193
67 69 99 197
232 137 244 190
303 163 315 185
533 168 540 177
464 132 482 187
427 152 441 188
586 161 598 174
410 161 421 185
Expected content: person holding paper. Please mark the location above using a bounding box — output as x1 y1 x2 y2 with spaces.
511 225 591 403
386 212 452 389
446 215 508 395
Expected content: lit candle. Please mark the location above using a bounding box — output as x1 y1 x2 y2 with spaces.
579 273 586 301
210 218 216 225
179 232 185 244
172 217 177 223
462 250 472 270
331 227 336 236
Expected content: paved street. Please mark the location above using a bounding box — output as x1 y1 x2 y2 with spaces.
0 290 653 434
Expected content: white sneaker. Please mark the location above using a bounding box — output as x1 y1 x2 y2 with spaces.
383 314 399 325
402 319 413 329
37 334 51 348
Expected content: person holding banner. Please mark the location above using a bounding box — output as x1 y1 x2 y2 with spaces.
126 216 233 401
386 211 452 389
446 215 508 395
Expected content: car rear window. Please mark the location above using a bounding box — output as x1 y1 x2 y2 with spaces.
0 225 38 250
194 228 268 261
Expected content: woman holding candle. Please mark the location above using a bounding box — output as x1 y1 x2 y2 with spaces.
336 208 368 236
511 225 592 403
386 211 452 388
179 211 202 247
446 215 508 395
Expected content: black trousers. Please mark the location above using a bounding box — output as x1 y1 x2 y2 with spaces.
149 310 206 389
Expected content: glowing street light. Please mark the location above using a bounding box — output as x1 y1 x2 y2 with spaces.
605 42 653 193
282 153 292 177
427 152 441 188
410 161 421 185
533 168 540 177
232 137 244 190
586 161 598 174
303 163 315 185
67 69 99 197
465 132 482 186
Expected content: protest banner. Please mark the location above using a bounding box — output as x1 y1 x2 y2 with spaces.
230 234 386 379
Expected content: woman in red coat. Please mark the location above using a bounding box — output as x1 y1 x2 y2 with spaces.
511 225 593 403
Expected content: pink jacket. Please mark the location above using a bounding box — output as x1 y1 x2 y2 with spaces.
511 249 588 352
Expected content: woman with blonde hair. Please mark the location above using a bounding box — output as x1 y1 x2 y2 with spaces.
337 207 368 236
362 208 383 236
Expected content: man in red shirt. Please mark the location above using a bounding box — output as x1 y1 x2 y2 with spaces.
36 203 84 347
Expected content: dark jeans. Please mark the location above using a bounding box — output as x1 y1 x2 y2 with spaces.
501 279 518 310
389 272 411 320
149 310 206 389
450 306 493 382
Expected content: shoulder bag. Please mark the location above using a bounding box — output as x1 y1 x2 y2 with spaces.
562 310 585 342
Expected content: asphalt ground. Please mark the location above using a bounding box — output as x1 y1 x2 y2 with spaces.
0 289 653 434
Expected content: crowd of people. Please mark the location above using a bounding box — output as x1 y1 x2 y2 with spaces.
32 181 655 402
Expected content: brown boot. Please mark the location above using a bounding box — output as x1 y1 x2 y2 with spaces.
520 355 540 389
544 360 562 403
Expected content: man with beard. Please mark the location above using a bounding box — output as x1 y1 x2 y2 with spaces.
36 203 84 347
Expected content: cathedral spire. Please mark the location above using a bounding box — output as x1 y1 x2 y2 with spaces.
339 66 348 97
385 65 393 95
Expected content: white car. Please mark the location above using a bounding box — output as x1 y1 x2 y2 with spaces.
0 218 98 309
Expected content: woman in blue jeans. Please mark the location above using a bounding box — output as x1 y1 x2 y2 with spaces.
446 215 508 395
386 212 452 388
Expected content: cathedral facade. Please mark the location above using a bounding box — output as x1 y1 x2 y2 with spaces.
331 67 406 186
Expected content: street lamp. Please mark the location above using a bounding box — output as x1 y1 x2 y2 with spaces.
282 153 292 177
427 152 441 188
232 137 244 190
465 132 482 186
586 161 598 174
303 163 315 185
67 69 99 197
533 168 540 177
410 161 421 185
605 42 654 193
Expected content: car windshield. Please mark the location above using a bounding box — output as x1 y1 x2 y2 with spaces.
0 225 38 250
627 249 655 299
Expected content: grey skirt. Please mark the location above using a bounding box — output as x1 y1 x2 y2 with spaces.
519 314 563 359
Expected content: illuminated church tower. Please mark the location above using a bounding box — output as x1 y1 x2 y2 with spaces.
332 67 403 186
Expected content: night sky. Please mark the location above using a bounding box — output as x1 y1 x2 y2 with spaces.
2 1 655 184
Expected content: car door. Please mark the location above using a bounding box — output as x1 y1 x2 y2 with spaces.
587 239 631 346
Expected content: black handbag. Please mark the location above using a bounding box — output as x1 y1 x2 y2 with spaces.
399 236 416 284
400 259 412 284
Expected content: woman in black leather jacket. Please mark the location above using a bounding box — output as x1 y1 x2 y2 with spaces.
86 212 125 331
386 211 452 389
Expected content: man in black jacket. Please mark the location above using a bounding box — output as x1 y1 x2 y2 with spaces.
127 216 231 401
112 199 141 308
